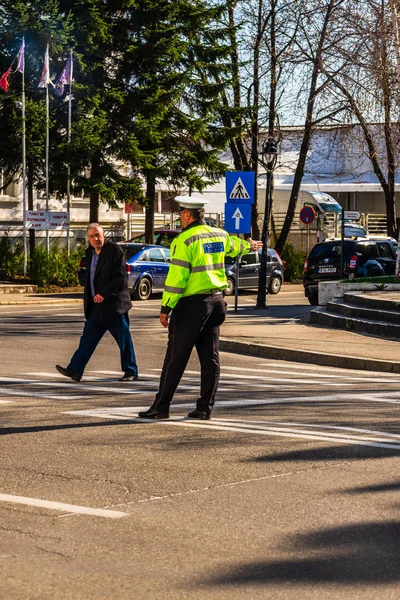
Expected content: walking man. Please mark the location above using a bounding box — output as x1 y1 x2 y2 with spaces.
138 195 260 421
56 223 138 382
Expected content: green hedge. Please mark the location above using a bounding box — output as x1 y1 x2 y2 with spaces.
0 238 85 288
281 242 306 283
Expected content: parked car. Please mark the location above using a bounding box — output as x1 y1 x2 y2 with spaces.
303 237 398 305
128 229 181 247
119 243 171 300
224 248 285 296
78 243 171 300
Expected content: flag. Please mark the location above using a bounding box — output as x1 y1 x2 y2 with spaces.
38 45 51 88
54 52 73 96
17 38 25 73
0 68 12 92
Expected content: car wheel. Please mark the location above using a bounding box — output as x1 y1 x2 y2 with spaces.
224 277 235 296
133 277 152 301
268 276 282 295
307 289 319 306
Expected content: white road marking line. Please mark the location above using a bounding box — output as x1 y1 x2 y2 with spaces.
222 365 400 382
0 388 87 400
0 494 128 519
63 410 400 450
0 400 12 404
4 374 235 395
149 368 348 387
254 361 400 377
22 372 292 392
217 418 400 439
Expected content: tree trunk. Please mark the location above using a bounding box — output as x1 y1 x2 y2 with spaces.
89 153 101 223
249 0 263 239
145 175 156 244
275 0 336 255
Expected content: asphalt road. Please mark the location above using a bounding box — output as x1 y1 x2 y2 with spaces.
1 290 400 600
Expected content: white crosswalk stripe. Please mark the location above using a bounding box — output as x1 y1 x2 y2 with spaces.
0 363 398 404
63 406 400 451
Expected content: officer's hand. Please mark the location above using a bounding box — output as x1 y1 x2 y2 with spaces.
248 238 262 252
93 294 104 303
159 313 169 328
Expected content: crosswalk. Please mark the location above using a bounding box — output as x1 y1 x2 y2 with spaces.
2 362 400 450
0 362 399 403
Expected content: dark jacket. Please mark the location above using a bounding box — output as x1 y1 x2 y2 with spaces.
82 242 132 320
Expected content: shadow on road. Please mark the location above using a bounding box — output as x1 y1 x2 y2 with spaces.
205 521 400 586
247 444 400 462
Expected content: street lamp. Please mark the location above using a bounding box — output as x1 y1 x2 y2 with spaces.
256 136 279 308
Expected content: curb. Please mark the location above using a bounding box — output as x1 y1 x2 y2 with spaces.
0 298 82 306
219 338 400 373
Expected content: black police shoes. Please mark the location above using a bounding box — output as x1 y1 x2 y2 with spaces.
56 364 81 382
187 408 211 420
138 407 170 419
119 374 139 382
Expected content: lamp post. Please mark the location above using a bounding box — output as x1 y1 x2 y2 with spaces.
256 137 279 308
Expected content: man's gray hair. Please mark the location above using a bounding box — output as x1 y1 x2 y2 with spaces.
187 208 205 223
87 223 103 232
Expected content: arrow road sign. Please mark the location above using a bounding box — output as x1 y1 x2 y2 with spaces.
233 206 243 229
226 171 255 204
225 203 251 234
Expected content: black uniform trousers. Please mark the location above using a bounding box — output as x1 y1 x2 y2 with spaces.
153 293 227 414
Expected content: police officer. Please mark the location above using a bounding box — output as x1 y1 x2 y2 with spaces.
138 195 261 421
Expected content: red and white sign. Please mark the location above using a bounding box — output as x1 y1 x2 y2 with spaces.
26 210 48 230
48 212 69 229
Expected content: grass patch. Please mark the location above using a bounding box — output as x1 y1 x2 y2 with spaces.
338 275 398 284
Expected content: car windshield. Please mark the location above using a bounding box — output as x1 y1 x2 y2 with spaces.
309 241 355 257
120 244 146 260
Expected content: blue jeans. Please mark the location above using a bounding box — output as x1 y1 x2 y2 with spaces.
68 306 138 378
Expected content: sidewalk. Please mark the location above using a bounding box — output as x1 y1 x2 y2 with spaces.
1 285 400 373
0 292 82 305
221 289 400 373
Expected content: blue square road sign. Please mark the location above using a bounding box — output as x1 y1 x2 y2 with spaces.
226 171 255 204
225 203 252 234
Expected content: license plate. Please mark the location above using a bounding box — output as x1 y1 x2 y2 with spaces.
318 267 337 273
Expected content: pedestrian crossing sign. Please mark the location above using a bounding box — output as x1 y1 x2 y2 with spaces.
225 171 255 204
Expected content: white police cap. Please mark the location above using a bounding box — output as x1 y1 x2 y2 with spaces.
175 195 209 209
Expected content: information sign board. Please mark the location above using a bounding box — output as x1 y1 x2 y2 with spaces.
48 212 69 229
344 210 361 221
26 210 48 230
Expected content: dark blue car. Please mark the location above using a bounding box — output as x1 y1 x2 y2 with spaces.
119 243 171 300
224 248 285 296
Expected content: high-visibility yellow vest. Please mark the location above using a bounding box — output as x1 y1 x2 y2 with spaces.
161 223 251 311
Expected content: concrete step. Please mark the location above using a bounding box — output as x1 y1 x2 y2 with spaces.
310 307 400 338
326 298 400 324
0 283 38 294
344 292 400 312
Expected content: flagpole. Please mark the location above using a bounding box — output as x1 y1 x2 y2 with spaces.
21 39 27 278
66 49 72 255
45 44 50 253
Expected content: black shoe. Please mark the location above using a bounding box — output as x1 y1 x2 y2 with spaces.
119 374 138 382
56 364 81 382
187 408 211 420
137 407 170 419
